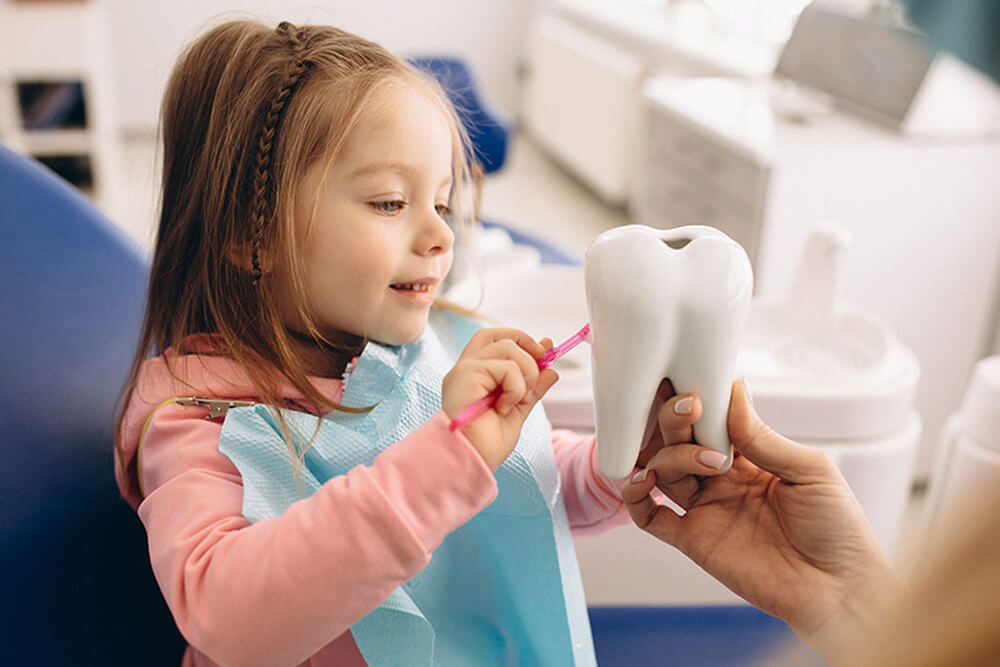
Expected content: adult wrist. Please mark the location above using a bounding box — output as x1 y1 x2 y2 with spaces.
796 558 904 663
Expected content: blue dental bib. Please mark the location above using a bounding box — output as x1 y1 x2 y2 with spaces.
218 310 596 666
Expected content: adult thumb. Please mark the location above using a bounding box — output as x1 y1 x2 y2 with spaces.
728 379 837 484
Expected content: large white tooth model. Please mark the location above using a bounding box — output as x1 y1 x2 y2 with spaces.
584 225 753 480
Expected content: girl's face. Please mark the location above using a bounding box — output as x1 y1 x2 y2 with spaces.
278 79 456 349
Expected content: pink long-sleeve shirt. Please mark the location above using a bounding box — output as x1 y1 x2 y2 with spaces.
116 345 630 667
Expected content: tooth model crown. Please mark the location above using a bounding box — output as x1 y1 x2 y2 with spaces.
584 225 753 480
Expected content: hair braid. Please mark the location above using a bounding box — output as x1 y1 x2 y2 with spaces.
250 21 312 285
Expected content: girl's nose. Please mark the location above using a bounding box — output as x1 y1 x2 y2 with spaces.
417 208 455 256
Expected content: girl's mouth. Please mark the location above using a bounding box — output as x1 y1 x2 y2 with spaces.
390 282 435 305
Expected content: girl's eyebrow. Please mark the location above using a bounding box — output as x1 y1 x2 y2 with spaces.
348 161 451 188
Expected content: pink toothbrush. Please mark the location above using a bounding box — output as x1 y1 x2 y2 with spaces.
448 323 591 433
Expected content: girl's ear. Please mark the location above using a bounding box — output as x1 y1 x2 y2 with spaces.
224 242 275 275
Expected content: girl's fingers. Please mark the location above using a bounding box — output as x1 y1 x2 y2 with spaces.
728 379 836 484
476 339 540 392
479 359 528 415
620 469 684 546
517 368 559 413
462 328 546 361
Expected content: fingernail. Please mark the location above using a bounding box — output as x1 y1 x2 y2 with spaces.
631 468 648 484
674 396 693 415
697 449 728 470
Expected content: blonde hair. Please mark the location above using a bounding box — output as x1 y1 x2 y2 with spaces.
115 19 480 497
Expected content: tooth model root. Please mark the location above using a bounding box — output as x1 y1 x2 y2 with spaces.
584 225 753 480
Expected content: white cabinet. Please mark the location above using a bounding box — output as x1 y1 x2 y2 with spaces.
635 76 1000 479
521 3 777 209
635 77 772 265
0 0 123 220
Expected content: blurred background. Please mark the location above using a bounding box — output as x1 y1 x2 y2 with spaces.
2 0 1000 664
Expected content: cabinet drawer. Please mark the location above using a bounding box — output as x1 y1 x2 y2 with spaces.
636 161 760 259
635 203 759 266
647 111 768 207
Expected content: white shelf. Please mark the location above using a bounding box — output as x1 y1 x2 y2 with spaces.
18 128 92 156
0 0 123 220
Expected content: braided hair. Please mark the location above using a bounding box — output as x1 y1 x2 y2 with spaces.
250 21 313 285
116 18 482 493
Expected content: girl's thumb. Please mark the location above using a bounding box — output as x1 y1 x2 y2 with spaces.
524 369 559 409
728 379 835 484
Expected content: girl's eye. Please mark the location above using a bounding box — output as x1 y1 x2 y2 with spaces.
435 204 453 219
370 200 405 215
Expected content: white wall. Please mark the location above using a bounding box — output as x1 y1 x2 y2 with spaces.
107 0 531 132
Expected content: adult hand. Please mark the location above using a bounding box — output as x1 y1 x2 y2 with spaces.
621 379 901 659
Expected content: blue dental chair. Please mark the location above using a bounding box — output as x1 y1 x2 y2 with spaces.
0 144 185 665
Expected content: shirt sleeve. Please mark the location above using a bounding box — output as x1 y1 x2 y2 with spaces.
549 426 633 536
136 406 497 667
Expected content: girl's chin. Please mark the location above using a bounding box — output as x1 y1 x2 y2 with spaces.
373 324 426 347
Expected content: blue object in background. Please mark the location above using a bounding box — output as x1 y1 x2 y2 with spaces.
0 144 184 665
588 605 820 666
411 56 581 266
408 56 510 174
409 57 510 174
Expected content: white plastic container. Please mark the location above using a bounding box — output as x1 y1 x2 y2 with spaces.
923 356 1000 539
736 225 922 556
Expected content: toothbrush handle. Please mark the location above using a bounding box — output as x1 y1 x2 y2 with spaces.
448 387 503 433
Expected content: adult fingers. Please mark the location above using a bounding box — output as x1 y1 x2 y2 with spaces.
641 442 727 509
620 469 684 546
658 392 701 446
728 379 837 484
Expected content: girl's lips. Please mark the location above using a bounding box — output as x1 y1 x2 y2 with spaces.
389 284 435 305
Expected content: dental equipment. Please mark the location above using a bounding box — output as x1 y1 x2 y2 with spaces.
585 225 753 480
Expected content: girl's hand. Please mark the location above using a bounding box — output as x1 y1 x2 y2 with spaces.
442 328 559 472
621 379 901 659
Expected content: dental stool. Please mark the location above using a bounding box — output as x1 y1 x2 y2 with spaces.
0 145 185 665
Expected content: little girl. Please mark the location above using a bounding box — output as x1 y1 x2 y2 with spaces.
114 19 696 667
